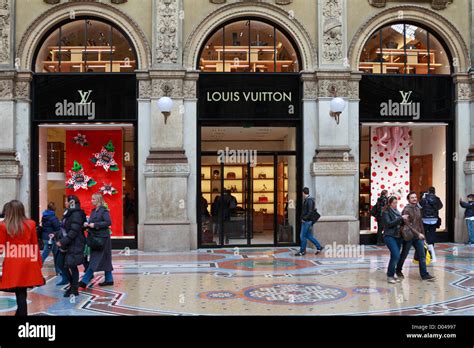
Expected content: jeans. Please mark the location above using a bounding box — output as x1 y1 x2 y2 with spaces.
14 288 27 316
41 240 61 274
299 220 322 252
466 219 474 243
81 268 114 285
396 239 429 278
383 235 402 277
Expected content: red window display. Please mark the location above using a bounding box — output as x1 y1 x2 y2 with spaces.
65 130 124 237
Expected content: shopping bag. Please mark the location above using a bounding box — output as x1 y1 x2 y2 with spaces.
412 242 431 265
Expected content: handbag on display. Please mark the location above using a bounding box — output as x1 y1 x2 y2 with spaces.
227 172 236 179
258 173 266 179
258 196 268 202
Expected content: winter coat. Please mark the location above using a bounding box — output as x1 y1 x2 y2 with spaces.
88 206 112 238
382 207 403 238
420 193 443 219
59 208 86 268
0 220 45 291
460 200 474 218
40 209 60 240
87 206 113 273
301 195 316 221
401 204 424 240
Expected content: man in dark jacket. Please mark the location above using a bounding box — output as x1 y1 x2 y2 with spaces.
419 186 443 262
460 194 474 245
56 195 86 298
40 202 67 286
295 187 323 256
374 190 388 245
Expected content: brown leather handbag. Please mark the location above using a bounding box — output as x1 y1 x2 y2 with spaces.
400 223 417 241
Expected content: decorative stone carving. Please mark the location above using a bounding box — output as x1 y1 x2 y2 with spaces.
139 79 152 99
152 79 182 98
155 0 179 65
303 80 317 100
183 79 196 100
44 0 60 4
275 0 292 4
318 79 347 98
457 83 471 101
210 0 226 3
14 81 29 100
311 147 357 176
143 163 190 177
0 79 13 99
321 0 343 64
0 0 11 66
0 163 22 179
347 80 359 100
111 0 127 3
367 0 453 10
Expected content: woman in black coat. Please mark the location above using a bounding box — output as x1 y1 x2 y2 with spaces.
79 193 114 288
56 195 86 298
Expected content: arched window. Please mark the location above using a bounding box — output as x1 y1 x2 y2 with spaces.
198 18 300 72
34 18 137 73
359 23 451 75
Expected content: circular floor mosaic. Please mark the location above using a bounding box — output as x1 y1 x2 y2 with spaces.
240 283 348 305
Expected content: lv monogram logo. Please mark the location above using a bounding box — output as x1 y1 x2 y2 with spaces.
399 90 412 105
78 90 93 104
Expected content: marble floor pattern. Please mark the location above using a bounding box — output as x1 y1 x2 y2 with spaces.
1 243 474 315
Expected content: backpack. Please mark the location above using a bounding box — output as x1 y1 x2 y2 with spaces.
370 203 380 217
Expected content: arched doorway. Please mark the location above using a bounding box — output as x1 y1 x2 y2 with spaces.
31 17 139 248
356 22 455 245
196 18 303 247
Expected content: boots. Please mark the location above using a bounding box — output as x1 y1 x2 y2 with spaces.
63 285 79 298
428 244 437 263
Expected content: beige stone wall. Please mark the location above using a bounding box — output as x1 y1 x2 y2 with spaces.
347 0 471 60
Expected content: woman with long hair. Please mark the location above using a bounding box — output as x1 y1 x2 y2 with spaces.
56 195 87 297
0 200 44 315
382 196 408 284
79 193 114 288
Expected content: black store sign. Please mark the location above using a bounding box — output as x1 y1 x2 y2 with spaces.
33 74 137 122
359 75 453 122
198 73 301 120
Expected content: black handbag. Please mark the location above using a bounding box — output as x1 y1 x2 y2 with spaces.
307 209 321 224
86 232 106 251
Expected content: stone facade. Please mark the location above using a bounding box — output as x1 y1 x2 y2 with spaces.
3 0 473 250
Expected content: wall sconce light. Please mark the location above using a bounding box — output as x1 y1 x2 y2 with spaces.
157 85 173 124
329 97 347 125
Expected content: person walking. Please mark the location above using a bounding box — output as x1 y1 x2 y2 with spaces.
39 202 68 286
396 191 436 282
295 187 323 256
372 190 388 246
460 194 474 245
0 200 45 316
79 193 114 288
382 196 407 284
56 195 87 298
419 187 443 262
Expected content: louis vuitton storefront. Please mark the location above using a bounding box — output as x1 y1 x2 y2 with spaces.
356 22 456 244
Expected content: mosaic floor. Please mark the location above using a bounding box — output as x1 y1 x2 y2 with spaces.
1 243 474 315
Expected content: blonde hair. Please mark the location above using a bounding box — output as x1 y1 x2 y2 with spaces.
4 200 27 237
92 193 106 208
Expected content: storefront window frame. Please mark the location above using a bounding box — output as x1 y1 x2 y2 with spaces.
32 16 138 74
359 21 453 76
196 16 302 73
